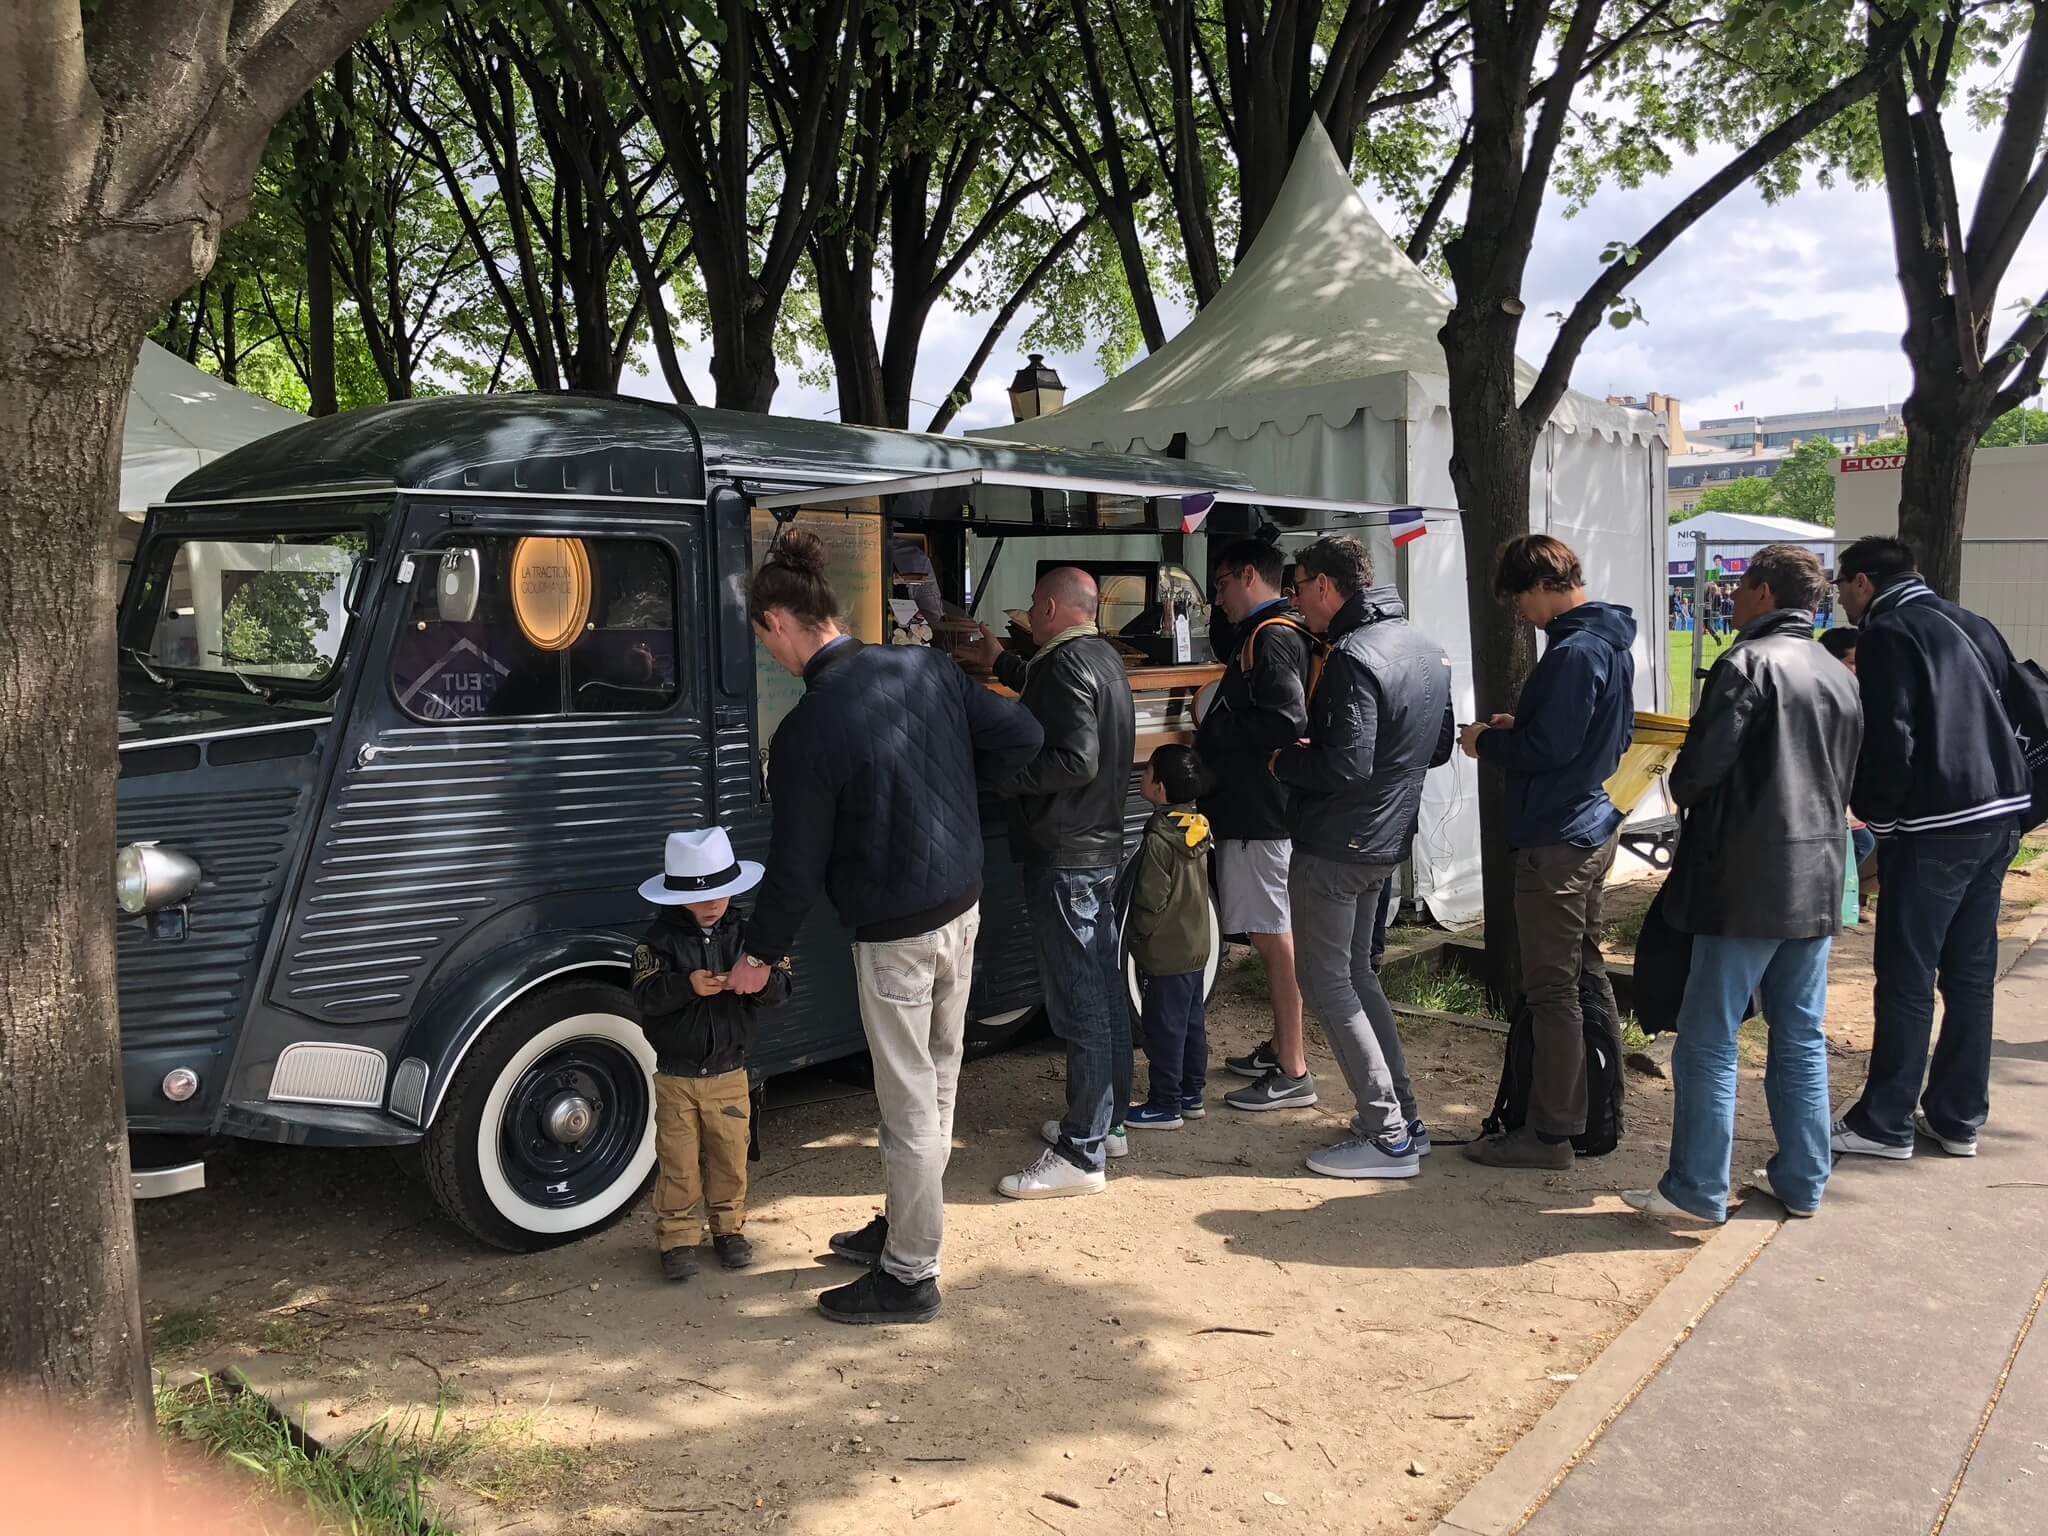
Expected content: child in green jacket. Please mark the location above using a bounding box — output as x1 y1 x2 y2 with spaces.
1126 745 1216 1130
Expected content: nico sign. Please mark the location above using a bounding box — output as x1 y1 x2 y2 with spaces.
1840 453 1907 473
511 536 592 651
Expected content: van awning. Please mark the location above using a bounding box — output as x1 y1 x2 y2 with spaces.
749 467 1428 534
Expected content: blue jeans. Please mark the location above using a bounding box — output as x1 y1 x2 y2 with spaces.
1845 822 2020 1146
1851 825 1876 867
1661 934 1833 1222
1023 864 1129 1172
1140 970 1206 1108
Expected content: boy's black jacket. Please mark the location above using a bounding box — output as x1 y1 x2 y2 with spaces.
632 907 789 1076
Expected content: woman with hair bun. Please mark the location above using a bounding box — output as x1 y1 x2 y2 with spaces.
725 528 1042 1325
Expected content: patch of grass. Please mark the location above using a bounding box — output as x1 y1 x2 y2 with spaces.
150 1306 220 1357
259 1316 322 1355
1233 945 1268 988
2013 838 2043 872
1737 1016 1769 1067
1601 904 1649 952
1381 958 1494 1018
1620 1014 1652 1054
156 1375 462 1535
1668 628 1738 715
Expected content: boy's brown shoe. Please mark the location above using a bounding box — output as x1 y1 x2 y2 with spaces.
660 1246 701 1282
713 1233 755 1270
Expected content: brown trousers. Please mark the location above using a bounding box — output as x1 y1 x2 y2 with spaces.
652 1069 750 1250
1513 837 1622 1139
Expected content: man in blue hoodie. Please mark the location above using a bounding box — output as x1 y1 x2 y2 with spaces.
1459 535 1637 1170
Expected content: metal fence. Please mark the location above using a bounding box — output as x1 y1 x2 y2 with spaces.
1674 535 2048 712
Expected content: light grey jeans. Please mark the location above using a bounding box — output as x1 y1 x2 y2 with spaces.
1289 853 1411 1141
852 904 980 1284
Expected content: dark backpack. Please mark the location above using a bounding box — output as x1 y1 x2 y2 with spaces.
2007 658 2048 833
1481 973 1624 1157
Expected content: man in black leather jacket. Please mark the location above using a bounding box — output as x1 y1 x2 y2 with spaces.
1273 536 1454 1181
969 568 1138 1199
1624 544 1861 1225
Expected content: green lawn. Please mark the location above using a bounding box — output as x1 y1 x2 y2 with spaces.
1668 628 1736 715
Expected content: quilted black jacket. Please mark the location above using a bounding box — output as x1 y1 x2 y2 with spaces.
1274 590 1455 865
993 632 1138 868
743 638 1043 964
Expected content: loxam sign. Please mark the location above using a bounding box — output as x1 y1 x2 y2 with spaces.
1840 453 1907 472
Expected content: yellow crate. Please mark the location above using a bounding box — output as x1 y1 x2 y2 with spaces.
1603 712 1690 815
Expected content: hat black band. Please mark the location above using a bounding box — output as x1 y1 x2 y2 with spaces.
664 862 742 893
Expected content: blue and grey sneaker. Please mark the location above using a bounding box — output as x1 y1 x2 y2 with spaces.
1126 1103 1185 1130
1040 1119 1129 1159
1224 1068 1318 1113
1306 1133 1420 1180
1180 1094 1207 1120
1223 1040 1280 1079
1408 1119 1432 1157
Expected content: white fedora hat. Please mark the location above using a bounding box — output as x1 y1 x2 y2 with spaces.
638 827 765 906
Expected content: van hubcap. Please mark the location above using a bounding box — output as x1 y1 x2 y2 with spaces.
499 1037 648 1209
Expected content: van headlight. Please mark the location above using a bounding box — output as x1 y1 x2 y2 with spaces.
115 842 201 915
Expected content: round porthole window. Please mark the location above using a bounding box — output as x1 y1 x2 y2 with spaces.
510 536 592 651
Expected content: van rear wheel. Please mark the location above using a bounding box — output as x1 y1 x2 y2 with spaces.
423 980 656 1252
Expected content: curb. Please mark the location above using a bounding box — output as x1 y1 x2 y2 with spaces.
1429 1210 1782 1536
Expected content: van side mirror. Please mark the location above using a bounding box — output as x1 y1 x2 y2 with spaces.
435 546 483 624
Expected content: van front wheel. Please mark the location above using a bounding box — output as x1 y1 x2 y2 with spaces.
423 981 656 1252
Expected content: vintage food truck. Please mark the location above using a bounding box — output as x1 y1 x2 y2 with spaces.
115 393 1402 1249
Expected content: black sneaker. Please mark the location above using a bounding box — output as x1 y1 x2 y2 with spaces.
659 1246 700 1282
1224 1067 1318 1112
828 1215 888 1266
713 1233 755 1270
1223 1040 1280 1079
817 1269 942 1326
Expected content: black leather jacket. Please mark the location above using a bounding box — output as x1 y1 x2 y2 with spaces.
632 908 790 1077
1273 590 1454 865
995 632 1138 868
1663 608 1863 939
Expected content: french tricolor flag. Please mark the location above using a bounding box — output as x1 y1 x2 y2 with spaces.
1389 507 1426 547
1181 492 1215 534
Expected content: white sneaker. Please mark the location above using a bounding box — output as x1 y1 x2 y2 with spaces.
1039 1119 1128 1159
1304 1134 1420 1180
998 1147 1106 1200
1745 1169 1816 1218
1831 1118 1913 1160
1914 1113 1978 1157
1620 1188 1717 1224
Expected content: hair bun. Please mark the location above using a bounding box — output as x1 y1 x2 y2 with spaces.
772 528 828 578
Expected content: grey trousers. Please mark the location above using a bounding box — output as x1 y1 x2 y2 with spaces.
1289 853 1411 1141
852 904 980 1284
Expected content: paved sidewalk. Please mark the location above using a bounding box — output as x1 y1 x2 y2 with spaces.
1501 937 2048 1536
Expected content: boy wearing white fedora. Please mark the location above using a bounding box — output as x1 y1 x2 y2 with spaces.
633 827 790 1282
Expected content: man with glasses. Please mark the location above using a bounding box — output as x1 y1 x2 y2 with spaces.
1198 539 1317 1113
1271 536 1454 1179
1829 536 2030 1162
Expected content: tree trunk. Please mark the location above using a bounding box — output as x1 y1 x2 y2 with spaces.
1896 389 1980 601
814 253 889 426
0 319 149 1431
219 278 239 385
1440 300 1541 1007
303 207 338 416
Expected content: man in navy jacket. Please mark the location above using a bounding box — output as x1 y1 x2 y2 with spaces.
1831 536 2029 1162
1459 535 1636 1171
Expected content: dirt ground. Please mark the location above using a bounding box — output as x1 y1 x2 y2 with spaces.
139 854 2046 1536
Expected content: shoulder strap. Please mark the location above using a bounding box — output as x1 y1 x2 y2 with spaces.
1238 613 1312 674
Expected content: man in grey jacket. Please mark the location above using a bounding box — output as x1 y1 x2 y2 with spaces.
1625 544 1862 1224
1272 536 1455 1180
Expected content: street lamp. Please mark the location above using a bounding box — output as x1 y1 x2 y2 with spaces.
1008 354 1066 421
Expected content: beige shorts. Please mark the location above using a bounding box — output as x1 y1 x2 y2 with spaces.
1217 838 1292 935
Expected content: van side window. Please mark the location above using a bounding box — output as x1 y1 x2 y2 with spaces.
392 536 680 722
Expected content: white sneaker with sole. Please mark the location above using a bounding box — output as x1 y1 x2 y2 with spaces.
1831 1118 1913 1160
1745 1168 1816 1217
1620 1188 1718 1224
998 1147 1106 1200
1914 1112 1978 1157
1039 1119 1128 1159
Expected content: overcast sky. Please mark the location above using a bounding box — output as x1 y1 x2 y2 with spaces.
625 108 2046 440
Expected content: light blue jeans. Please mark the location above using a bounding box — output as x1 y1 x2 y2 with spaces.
1660 934 1833 1222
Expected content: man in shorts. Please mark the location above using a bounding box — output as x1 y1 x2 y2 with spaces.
1197 538 1319 1113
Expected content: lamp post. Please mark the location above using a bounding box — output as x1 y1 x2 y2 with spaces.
1008 354 1066 422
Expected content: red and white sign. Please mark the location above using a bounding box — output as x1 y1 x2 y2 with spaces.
1840 453 1907 473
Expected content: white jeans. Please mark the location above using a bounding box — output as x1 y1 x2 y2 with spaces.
852 904 980 1283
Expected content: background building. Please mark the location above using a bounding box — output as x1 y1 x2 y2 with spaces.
1690 402 1903 452
1667 445 1788 514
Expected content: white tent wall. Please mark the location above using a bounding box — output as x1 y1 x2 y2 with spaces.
970 123 1666 926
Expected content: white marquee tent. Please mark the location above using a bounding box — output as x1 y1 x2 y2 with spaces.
123 341 304 512
976 123 1667 924
1666 509 1832 568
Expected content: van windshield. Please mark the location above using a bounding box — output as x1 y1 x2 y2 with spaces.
135 531 367 687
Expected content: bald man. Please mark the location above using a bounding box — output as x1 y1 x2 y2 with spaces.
968 569 1139 1198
